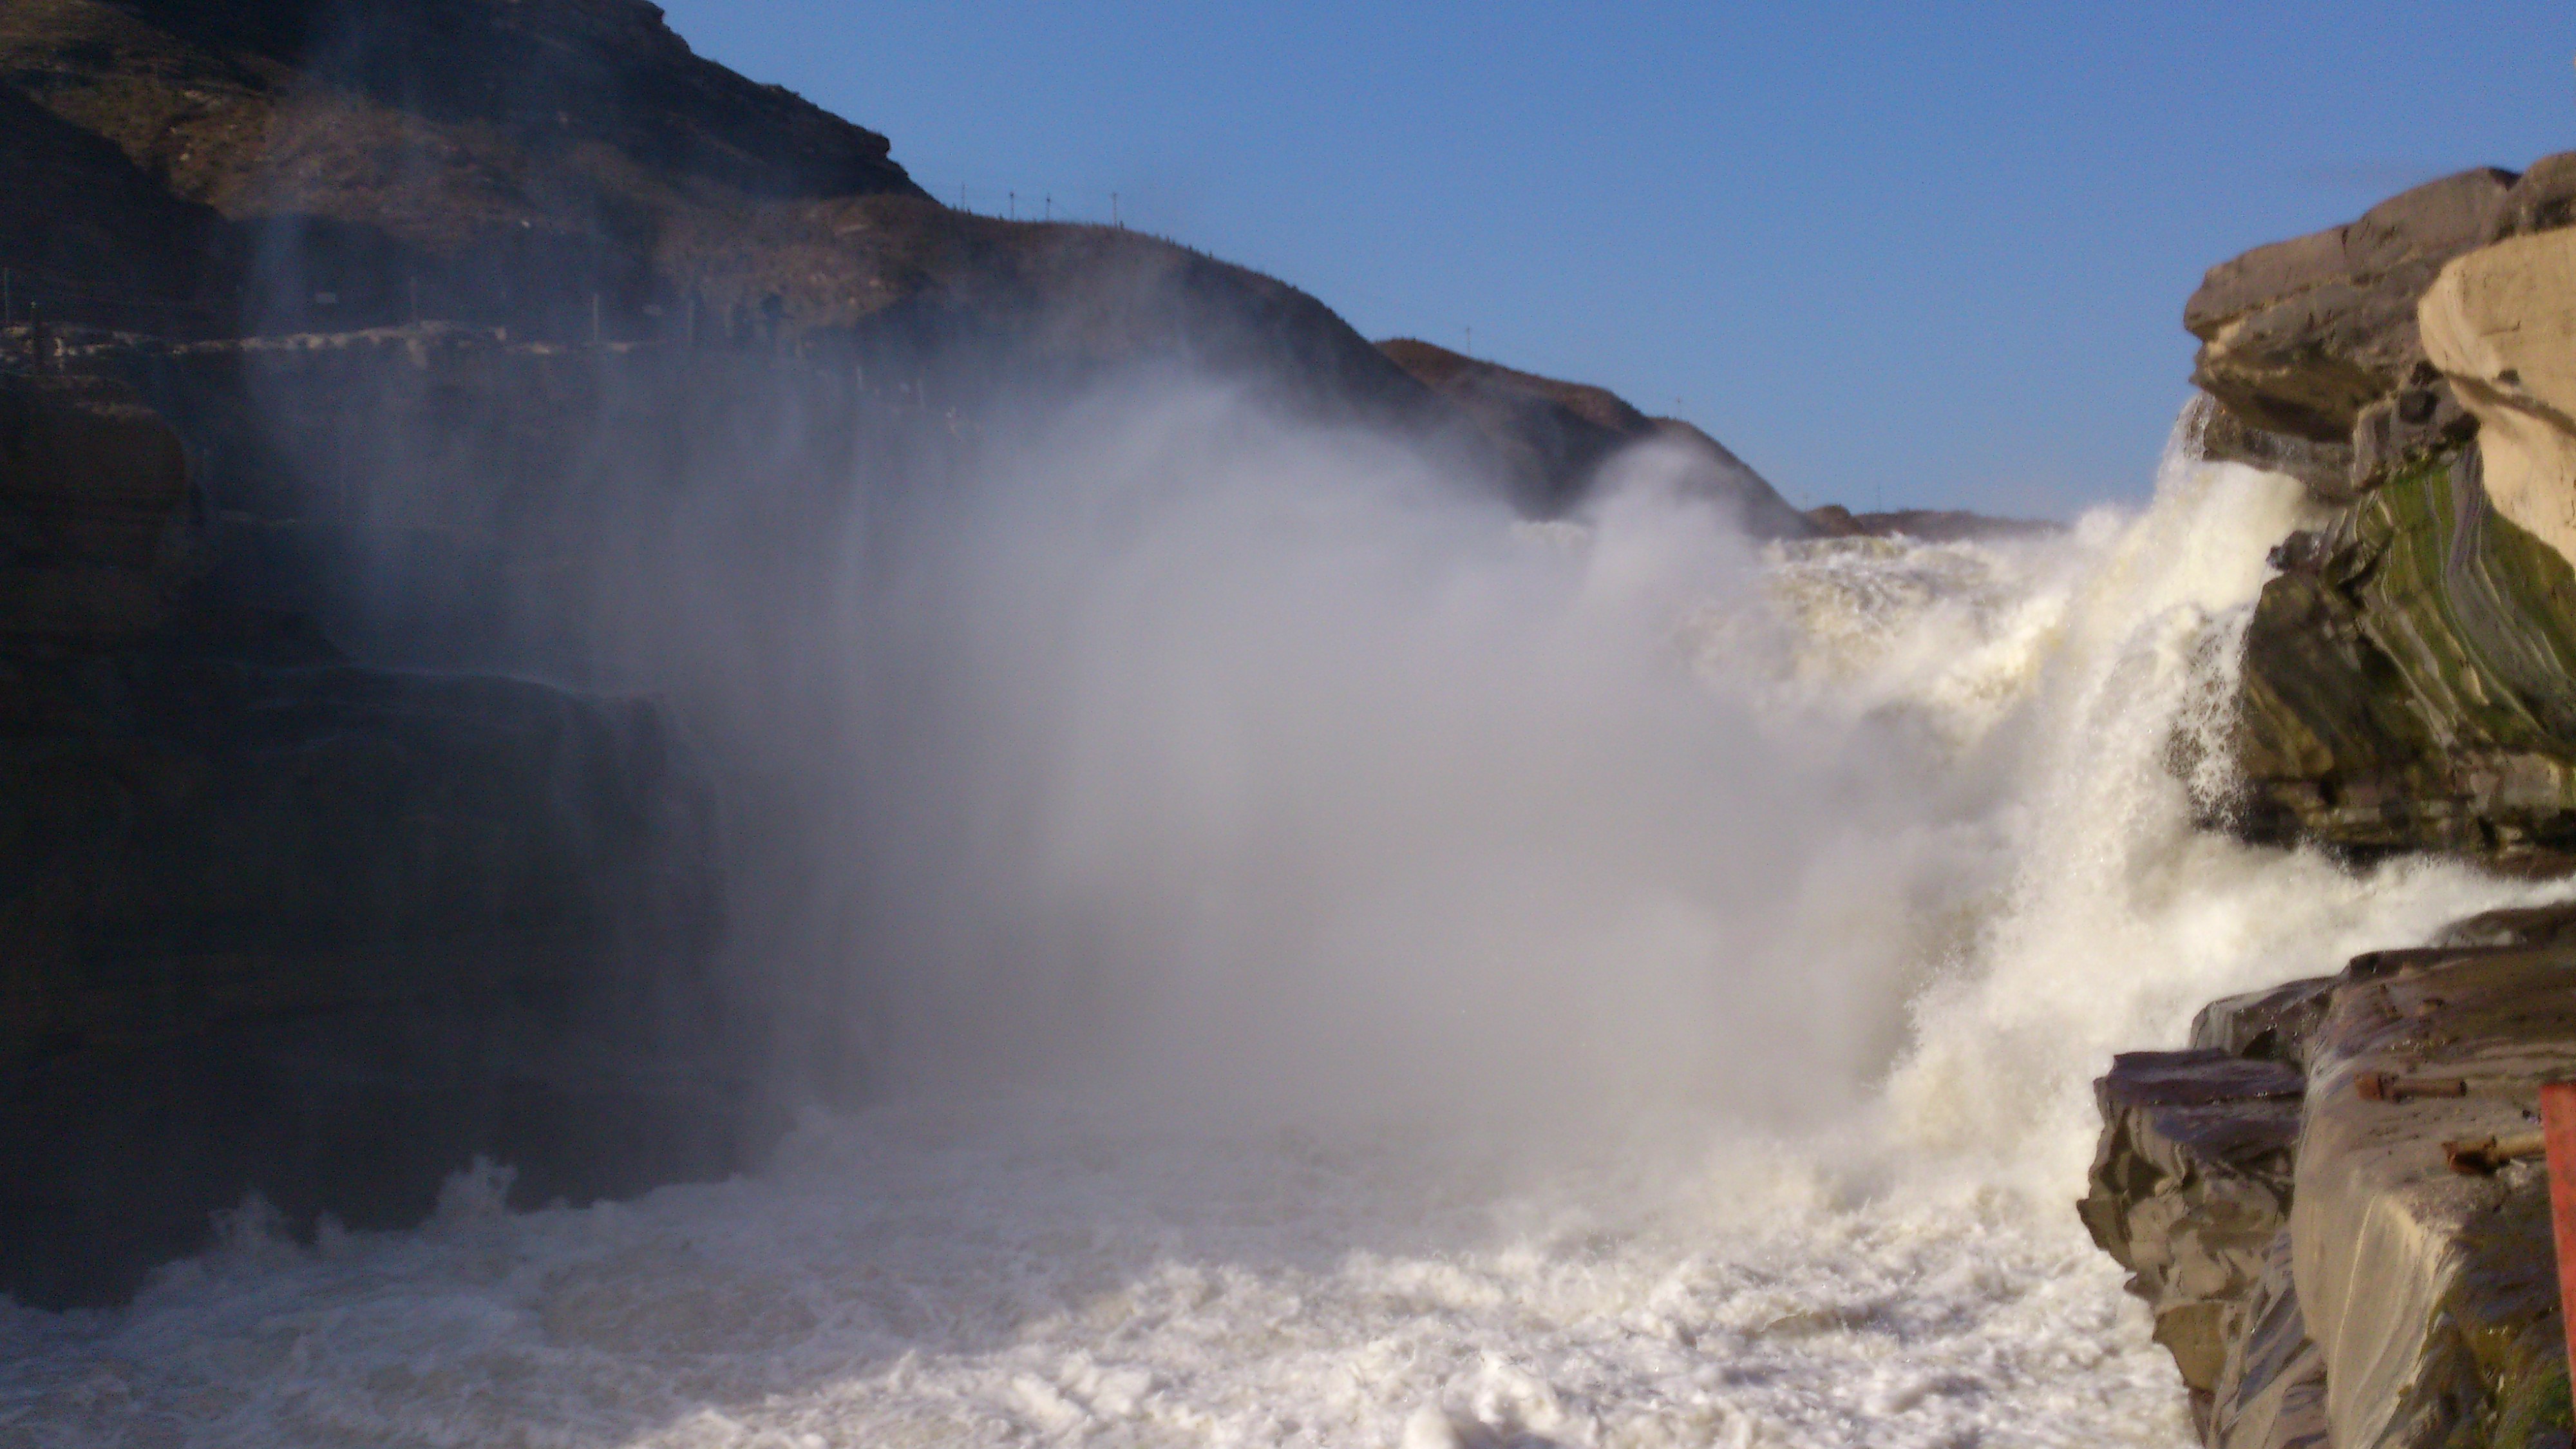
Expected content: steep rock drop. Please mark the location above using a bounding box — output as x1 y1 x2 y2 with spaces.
4 396 2558 1449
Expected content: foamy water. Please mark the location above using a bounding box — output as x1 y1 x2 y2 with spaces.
6 406 2567 1448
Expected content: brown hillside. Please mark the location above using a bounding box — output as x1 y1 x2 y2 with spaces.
1378 337 1817 536
0 0 1461 441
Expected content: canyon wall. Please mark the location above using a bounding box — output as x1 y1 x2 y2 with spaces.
2092 156 2576 1449
0 0 1828 1306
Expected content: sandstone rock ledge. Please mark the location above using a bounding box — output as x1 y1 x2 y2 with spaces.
2085 909 2576 1449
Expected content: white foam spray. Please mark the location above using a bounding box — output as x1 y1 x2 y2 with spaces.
6 386 2567 1448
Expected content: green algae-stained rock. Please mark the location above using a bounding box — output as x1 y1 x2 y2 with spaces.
2235 444 2576 863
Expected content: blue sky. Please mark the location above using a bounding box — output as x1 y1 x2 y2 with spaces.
656 2 2573 516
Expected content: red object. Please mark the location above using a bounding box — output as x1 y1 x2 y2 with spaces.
2542 1081 2576 1389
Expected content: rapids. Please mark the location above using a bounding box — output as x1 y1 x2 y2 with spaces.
7 399 2570 1448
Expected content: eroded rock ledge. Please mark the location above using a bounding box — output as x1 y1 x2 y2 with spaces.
2104 152 2576 1449
2086 907 2576 1449
2206 156 2576 867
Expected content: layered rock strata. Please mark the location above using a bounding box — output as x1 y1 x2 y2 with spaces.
2230 445 2576 865
2185 162 2576 504
2105 156 2576 1449
2088 911 2576 1449
2420 229 2576 571
2210 158 2576 866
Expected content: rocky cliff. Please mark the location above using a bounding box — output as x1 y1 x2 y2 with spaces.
0 371 748 1308
2091 155 2576 1449
2084 911 2576 1449
0 0 1845 1308
0 0 1473 480
2193 159 2576 866
0 1 1824 516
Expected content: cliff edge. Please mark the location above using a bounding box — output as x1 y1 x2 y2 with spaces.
2091 155 2576 1449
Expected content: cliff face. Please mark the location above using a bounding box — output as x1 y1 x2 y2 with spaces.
2192 156 2576 866
0 1 1792 512
0 0 1457 455
2233 446 2576 866
2092 156 2576 1449
0 0 1814 1309
0 372 744 1309
0 0 918 330
2185 162 2576 504
2084 914 2576 1449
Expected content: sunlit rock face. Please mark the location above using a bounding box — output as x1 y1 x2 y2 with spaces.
2420 228 2576 573
2183 159 2576 505
2086 907 2576 1449
2185 168 2513 486
2199 161 2576 867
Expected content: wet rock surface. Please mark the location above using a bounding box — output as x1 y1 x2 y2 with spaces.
2090 907 2576 1449
2230 446 2576 866
2080 1048 2304 1434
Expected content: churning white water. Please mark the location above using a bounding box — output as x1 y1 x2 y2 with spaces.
7 393 2571 1448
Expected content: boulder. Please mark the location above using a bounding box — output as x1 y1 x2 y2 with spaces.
2419 227 2576 573
2188 169 2515 451
2079 1048 2306 1432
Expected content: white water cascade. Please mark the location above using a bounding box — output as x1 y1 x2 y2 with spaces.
8 392 2571 1449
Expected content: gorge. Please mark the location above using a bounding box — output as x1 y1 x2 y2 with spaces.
6 5 2576 1449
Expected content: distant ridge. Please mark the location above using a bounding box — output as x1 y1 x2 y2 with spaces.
1376 338 1819 536
1803 504 2063 543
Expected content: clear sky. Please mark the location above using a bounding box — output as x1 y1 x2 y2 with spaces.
655 1 2574 516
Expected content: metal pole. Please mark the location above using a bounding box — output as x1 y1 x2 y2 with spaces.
1112 193 1121 228
2543 1082 2576 1392
1008 191 1016 220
